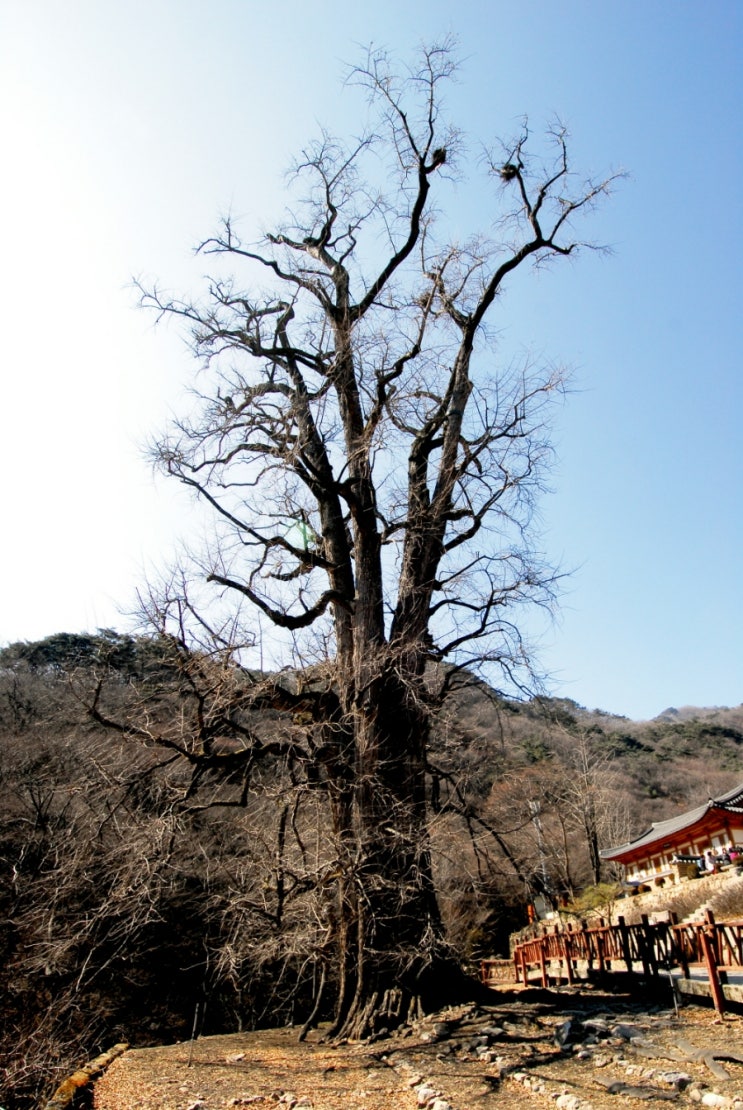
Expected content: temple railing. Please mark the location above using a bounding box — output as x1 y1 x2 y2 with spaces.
481 910 743 1015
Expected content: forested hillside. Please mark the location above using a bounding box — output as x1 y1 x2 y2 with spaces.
1 632 741 1107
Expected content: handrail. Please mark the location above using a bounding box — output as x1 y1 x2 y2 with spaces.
481 910 743 1016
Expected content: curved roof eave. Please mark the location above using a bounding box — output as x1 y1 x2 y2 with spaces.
601 783 743 862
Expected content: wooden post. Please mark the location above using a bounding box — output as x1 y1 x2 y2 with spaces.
705 909 722 966
670 914 690 979
618 916 633 973
639 914 652 978
562 926 574 985
596 918 606 974
552 925 563 983
670 914 688 976
699 925 726 1016
539 937 549 987
582 921 593 974
644 914 659 976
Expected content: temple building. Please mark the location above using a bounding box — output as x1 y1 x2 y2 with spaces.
601 782 743 888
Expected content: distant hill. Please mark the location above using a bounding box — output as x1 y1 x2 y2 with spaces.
653 705 741 724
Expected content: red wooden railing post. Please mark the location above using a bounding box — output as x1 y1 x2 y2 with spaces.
552 925 563 983
668 913 684 979
705 909 722 966
699 924 726 1016
618 916 632 973
508 915 743 1012
581 920 593 975
563 924 574 985
596 918 606 974
639 914 652 978
539 935 549 987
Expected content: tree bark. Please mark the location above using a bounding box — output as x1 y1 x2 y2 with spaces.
322 655 471 1039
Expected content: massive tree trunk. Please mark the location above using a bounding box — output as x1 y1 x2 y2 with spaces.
326 659 464 1039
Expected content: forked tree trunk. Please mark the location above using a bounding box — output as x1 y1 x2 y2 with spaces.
324 664 469 1040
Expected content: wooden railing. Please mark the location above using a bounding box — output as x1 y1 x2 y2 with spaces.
481 910 743 1015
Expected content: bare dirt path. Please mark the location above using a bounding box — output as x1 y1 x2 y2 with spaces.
93 989 743 1110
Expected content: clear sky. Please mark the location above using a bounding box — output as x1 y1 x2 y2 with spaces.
1 0 741 720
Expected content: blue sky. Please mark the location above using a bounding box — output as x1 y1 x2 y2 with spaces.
1 0 741 719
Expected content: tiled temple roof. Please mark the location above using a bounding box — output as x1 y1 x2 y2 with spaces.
600 782 743 861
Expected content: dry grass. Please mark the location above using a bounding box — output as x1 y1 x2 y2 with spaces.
710 873 743 919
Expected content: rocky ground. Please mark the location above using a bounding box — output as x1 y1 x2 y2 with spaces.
92 986 743 1110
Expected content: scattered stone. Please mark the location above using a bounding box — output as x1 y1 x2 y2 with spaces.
555 1093 582 1110
701 1094 733 1108
584 1019 611 1035
435 1041 456 1055
658 1071 693 1090
614 1023 645 1041
595 1077 680 1100
431 1022 453 1038
705 1058 733 1082
554 1019 573 1046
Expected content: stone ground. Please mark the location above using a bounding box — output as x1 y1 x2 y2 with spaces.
93 986 743 1110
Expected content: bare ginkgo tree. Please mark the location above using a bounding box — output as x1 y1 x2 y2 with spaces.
132 41 620 1038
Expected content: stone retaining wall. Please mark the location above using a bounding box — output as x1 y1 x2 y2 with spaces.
42 1043 129 1110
